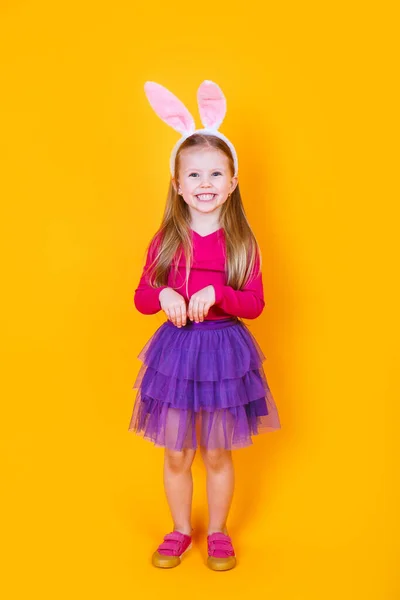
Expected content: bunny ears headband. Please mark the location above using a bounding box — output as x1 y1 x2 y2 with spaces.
144 80 238 178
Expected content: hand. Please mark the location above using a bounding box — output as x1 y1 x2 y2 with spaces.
188 285 216 322
159 288 187 327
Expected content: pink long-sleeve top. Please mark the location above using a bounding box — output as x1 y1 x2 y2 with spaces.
134 228 265 320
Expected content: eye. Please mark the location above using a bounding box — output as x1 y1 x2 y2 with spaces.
188 173 199 177
212 172 222 176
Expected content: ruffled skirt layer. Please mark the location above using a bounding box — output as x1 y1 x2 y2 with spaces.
128 318 281 450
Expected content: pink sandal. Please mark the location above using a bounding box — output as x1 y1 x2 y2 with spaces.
152 531 192 568
207 532 236 571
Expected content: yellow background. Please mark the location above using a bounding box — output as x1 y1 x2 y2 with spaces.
1 1 398 598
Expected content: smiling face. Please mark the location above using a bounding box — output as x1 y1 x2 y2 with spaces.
173 146 238 219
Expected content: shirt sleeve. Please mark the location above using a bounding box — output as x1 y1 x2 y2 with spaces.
211 252 265 319
133 235 169 315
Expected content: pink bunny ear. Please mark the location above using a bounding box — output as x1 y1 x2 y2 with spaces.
197 80 227 130
144 81 195 136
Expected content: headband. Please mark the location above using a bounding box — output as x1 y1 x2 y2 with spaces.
143 80 238 178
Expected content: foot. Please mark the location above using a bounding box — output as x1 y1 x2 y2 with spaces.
152 531 192 568
207 532 236 571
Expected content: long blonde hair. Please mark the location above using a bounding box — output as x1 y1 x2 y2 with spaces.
144 133 262 296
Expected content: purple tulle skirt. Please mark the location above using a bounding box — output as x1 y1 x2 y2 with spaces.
128 317 281 450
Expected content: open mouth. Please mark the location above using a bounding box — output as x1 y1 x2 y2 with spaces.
196 194 217 201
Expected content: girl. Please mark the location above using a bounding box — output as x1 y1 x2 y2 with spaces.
129 80 281 571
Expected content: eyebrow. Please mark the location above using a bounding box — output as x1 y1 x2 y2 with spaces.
183 167 226 172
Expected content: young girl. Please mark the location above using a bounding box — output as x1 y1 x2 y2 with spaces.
129 80 281 571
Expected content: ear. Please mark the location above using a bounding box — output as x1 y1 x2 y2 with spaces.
197 80 227 130
144 81 196 135
230 176 238 194
171 176 179 193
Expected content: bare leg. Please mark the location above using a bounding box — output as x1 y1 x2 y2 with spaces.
200 448 235 535
163 448 196 535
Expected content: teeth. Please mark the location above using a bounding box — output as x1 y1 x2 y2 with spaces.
196 194 215 200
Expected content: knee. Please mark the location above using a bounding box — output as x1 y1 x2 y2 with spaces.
164 448 195 473
201 448 231 472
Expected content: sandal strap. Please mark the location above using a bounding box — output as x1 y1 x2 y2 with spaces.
157 531 191 556
208 533 235 557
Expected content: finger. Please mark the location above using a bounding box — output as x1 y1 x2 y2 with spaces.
167 306 174 325
198 301 205 321
187 299 193 321
180 303 187 326
192 299 200 322
189 299 195 321
171 306 179 327
175 304 182 327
